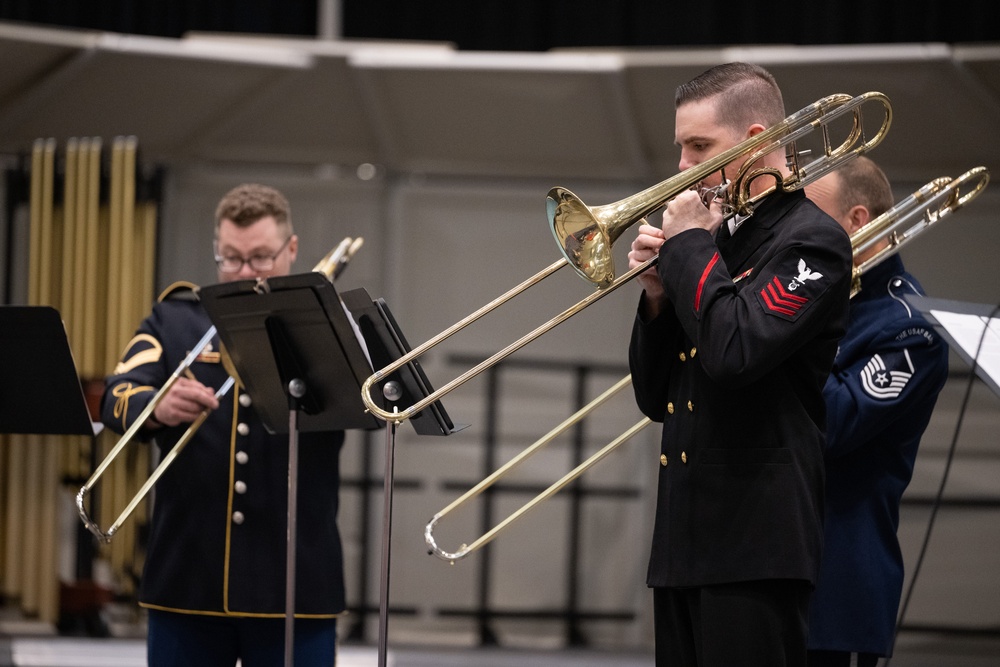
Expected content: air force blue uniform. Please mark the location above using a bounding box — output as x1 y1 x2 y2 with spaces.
808 254 949 657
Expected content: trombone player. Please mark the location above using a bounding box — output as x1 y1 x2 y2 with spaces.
100 184 346 667
627 63 853 666
804 157 950 667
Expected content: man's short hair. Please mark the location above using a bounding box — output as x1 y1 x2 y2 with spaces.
675 62 786 133
214 183 292 234
832 155 895 219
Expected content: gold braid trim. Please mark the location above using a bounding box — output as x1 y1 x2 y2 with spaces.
111 382 155 431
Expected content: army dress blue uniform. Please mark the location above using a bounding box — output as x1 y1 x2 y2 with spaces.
808 254 949 658
100 284 346 651
629 190 853 665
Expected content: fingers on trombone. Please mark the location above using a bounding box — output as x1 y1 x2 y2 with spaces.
160 378 219 423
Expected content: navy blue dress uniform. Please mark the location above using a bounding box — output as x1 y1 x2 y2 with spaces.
100 283 346 619
629 189 852 590
808 254 949 657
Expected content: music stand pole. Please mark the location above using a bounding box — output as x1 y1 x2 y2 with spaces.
377 382 403 667
284 380 306 667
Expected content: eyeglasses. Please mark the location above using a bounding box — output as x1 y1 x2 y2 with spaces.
215 235 292 273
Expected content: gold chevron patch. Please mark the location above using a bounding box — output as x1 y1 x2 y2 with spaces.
113 334 163 374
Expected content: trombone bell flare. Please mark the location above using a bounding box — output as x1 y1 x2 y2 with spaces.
547 187 616 288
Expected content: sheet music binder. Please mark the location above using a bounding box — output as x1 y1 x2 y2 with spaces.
340 287 466 436
0 306 95 436
907 295 1000 399
198 272 383 433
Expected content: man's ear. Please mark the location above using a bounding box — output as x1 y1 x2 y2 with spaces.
846 205 871 235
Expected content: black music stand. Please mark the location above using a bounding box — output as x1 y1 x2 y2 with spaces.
201 275 463 667
199 272 382 667
0 306 106 633
0 306 96 437
339 287 464 667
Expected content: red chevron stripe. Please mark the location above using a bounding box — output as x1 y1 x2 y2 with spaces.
761 285 796 315
766 281 803 312
771 277 808 304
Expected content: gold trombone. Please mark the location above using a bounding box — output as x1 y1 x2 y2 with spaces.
77 236 364 543
851 165 990 295
360 91 892 425
424 166 990 563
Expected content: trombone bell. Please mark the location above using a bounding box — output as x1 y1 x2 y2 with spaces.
546 187 617 288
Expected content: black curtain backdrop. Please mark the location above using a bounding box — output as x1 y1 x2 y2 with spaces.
0 0 996 49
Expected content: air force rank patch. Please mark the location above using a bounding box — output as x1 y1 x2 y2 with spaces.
757 257 826 321
861 350 915 400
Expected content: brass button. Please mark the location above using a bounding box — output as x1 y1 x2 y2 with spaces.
660 454 668 467
687 400 694 412
667 402 674 414
690 347 697 358
679 351 687 361
681 451 688 464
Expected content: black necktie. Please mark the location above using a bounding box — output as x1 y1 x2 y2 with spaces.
717 220 731 243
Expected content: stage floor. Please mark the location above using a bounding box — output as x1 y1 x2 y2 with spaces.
3 635 1000 667
2 603 998 667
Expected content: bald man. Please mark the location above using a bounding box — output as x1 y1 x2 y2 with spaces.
804 157 950 667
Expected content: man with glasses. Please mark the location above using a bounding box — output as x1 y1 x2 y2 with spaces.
101 184 346 666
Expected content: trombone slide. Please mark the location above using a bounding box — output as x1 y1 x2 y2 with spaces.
93 376 235 544
77 325 218 543
424 375 653 562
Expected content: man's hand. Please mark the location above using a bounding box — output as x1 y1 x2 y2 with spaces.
629 221 667 318
151 377 219 427
661 189 724 240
